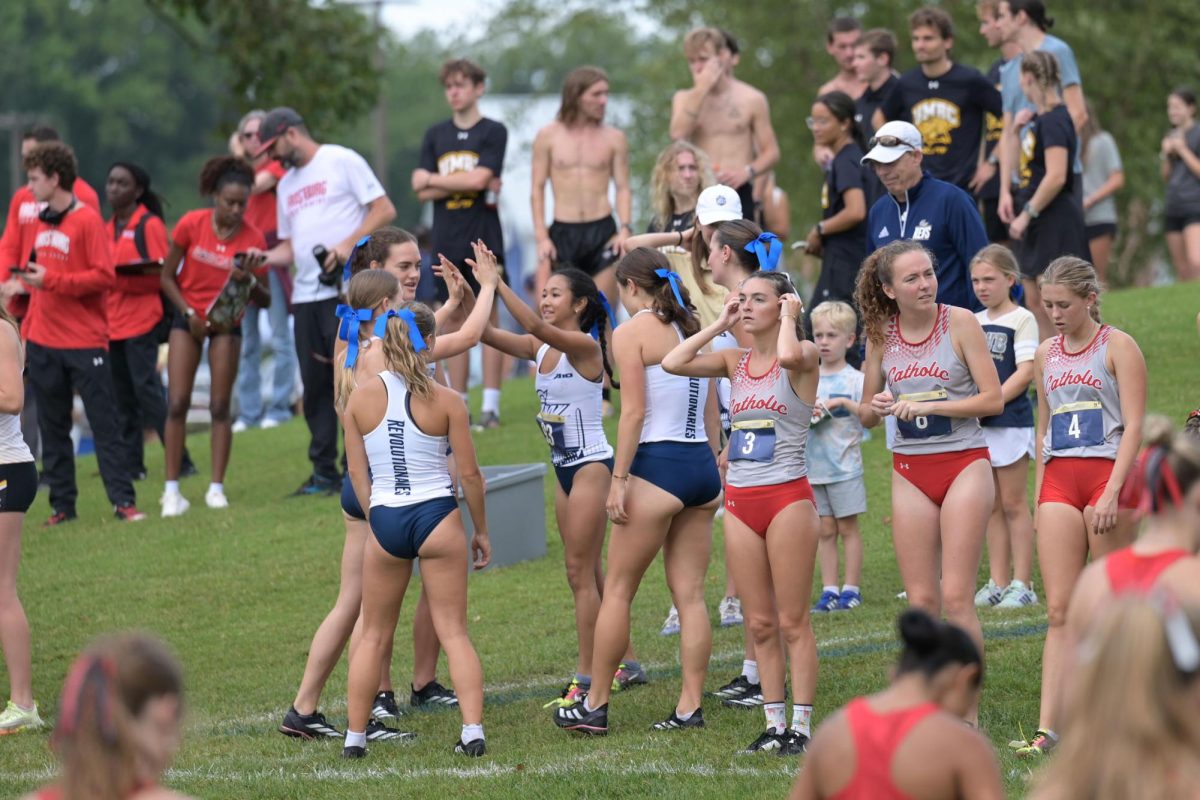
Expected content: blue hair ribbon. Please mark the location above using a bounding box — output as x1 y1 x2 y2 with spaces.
590 291 619 341
342 234 372 284
653 268 687 310
373 308 427 353
745 232 782 272
1011 281 1025 304
335 304 376 368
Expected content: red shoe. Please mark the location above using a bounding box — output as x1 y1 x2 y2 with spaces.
114 504 146 522
43 511 77 527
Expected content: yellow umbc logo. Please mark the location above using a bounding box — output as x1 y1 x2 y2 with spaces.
912 99 962 156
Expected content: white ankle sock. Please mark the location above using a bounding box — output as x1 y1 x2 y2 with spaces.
791 703 813 736
764 702 786 733
344 730 366 748
742 660 759 684
482 388 501 414
462 723 484 743
164 480 180 495
208 482 224 494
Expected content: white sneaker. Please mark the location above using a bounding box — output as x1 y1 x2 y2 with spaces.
161 492 190 518
261 418 280 430
995 579 1038 609
718 596 743 627
660 605 680 636
0 700 43 734
205 487 229 509
232 420 250 433
975 579 1003 608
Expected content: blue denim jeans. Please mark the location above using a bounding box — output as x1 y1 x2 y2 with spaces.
236 268 296 425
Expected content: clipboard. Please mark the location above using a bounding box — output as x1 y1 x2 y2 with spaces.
115 259 164 276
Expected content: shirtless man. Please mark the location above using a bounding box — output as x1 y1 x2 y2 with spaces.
532 66 632 305
669 27 780 222
818 17 867 99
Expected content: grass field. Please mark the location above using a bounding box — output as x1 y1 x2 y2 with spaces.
2 281 1198 799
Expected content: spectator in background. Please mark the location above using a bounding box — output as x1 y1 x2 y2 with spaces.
1080 102 1125 282
818 17 866 99
852 29 898 143
976 0 1022 246
104 161 196 482
1010 52 1090 340
159 157 269 517
875 7 1003 195
20 142 144 525
647 140 713 235
413 58 508 430
804 92 868 317
1163 87 1200 282
259 107 396 496
232 110 297 433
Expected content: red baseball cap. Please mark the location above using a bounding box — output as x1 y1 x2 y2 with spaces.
256 107 305 158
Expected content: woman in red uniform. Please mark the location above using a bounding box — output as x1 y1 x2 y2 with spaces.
789 609 1003 800
1014 256 1146 758
160 156 268 517
104 162 195 482
855 240 1002 716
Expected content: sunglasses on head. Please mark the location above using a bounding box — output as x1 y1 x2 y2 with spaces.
868 135 915 150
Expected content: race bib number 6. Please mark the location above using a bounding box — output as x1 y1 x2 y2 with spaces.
536 412 567 454
1050 401 1104 451
729 419 776 462
895 388 951 440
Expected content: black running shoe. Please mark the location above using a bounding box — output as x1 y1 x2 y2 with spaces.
278 707 343 739
372 690 403 721
454 737 486 757
778 728 810 755
342 745 366 759
553 701 608 735
740 728 787 754
721 684 764 709
366 719 416 742
710 674 755 700
651 707 705 730
411 680 458 709
179 458 199 479
290 474 339 498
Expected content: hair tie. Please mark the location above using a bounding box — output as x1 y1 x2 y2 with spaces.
342 234 372 284
373 308 427 352
54 655 117 748
653 268 688 311
745 232 782 271
335 304 376 368
590 291 619 341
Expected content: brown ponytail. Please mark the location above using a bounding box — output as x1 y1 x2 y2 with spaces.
615 247 700 337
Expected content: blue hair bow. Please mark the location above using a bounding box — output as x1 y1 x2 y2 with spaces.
590 291 620 341
342 234 372 284
1011 281 1025 304
653 268 688 310
335 304 376 368
745 232 782 272
373 308 427 353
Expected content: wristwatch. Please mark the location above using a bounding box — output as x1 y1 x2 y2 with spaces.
816 221 826 237
183 308 196 319
1022 202 1040 219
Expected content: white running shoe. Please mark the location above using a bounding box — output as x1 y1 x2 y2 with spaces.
205 488 229 509
161 492 190 518
995 580 1038 608
232 420 250 433
261 418 280 430
0 700 43 734
974 579 1003 608
718 596 743 627
660 605 680 636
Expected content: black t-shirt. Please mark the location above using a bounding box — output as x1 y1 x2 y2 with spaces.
646 210 695 234
856 74 898 142
879 63 1003 192
822 141 868 262
1018 104 1077 204
419 117 507 263
978 58 1008 201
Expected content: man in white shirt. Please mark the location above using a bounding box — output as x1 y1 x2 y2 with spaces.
258 107 396 495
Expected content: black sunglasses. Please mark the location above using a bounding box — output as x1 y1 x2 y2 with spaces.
868 135 915 150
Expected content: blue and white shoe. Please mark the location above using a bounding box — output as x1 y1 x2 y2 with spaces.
837 589 862 610
811 590 841 613
995 580 1038 609
660 606 681 636
974 579 1003 608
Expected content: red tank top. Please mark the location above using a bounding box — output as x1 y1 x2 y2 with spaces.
830 698 940 800
1105 547 1190 595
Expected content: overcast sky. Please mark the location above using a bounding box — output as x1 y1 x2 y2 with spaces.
379 0 498 39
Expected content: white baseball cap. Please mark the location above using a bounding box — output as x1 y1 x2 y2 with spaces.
695 184 743 226
861 121 923 165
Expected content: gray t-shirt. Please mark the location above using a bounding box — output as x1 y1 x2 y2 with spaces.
1166 124 1200 218
1001 35 1084 178
1083 131 1122 226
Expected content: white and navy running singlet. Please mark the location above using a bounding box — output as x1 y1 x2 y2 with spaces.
364 372 455 508
534 343 613 468
638 314 709 444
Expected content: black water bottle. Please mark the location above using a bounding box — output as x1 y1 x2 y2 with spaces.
313 244 338 287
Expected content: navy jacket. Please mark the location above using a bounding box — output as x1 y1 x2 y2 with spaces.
867 172 988 312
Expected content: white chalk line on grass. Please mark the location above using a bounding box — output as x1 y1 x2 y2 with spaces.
189 612 1044 735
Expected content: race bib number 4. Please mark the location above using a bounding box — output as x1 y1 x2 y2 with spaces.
729 419 776 462
536 412 567 454
895 388 951 440
1050 401 1104 450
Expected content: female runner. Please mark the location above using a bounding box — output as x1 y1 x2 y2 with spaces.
1014 255 1145 758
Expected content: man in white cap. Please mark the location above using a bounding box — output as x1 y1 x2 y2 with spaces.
862 121 988 311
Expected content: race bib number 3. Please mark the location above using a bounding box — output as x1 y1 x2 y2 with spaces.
895 389 951 440
729 419 776 462
1050 401 1104 450
536 412 567 454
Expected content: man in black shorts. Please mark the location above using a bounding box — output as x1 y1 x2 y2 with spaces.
531 66 632 305
875 7 1002 194
412 58 508 428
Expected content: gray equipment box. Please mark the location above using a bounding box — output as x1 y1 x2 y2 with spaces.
453 463 548 572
